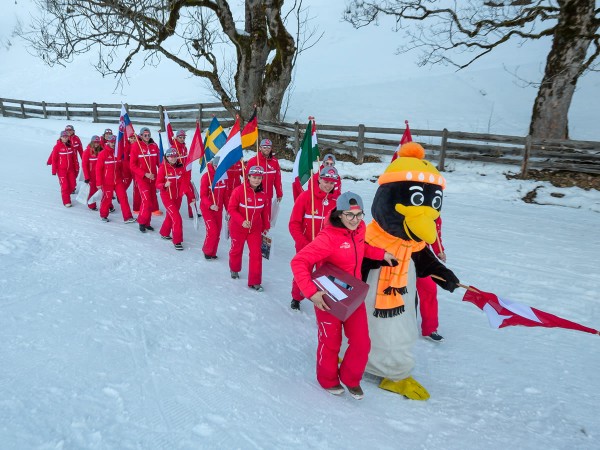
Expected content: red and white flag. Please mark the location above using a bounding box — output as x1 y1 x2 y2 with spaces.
463 287 599 336
391 120 413 162
185 121 205 171
163 108 175 146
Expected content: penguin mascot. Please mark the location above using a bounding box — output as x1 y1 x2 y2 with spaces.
361 142 460 400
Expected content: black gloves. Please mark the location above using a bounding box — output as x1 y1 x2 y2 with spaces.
84 179 90 184
432 267 460 293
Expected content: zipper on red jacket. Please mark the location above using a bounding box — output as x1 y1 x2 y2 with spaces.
351 231 358 276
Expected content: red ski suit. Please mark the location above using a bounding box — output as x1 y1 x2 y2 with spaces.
129 139 159 227
200 164 227 258
156 161 186 244
245 154 282 226
288 186 337 301
50 139 79 205
172 140 197 218
96 146 133 221
82 145 101 209
291 221 385 389
121 139 133 190
227 181 269 286
417 216 445 336
69 134 84 161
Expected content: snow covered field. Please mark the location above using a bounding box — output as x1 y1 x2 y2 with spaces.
1 0 600 448
0 116 598 449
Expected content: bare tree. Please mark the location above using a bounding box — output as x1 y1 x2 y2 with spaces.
344 0 599 140
20 0 321 122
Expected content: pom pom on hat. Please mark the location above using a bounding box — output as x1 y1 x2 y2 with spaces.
399 142 425 159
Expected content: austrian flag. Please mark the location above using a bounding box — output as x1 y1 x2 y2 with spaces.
463 287 599 336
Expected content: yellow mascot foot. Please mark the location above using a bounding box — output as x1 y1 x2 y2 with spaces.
379 376 430 400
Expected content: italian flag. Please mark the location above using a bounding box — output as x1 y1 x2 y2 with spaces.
292 118 319 198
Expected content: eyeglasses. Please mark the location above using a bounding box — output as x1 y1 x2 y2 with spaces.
323 161 334 166
142 134 150 137
342 212 364 221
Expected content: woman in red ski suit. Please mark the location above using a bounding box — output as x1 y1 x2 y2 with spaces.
417 216 446 340
129 128 160 231
245 139 282 227
288 167 340 310
95 136 134 223
82 135 103 210
200 157 227 259
65 124 84 161
293 153 342 201
227 166 270 290
156 148 186 250
172 129 197 219
50 130 79 207
291 192 394 398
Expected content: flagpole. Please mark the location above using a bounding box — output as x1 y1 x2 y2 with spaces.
240 157 249 223
430 274 476 292
202 154 217 205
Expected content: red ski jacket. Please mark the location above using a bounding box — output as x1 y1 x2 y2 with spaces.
96 146 123 187
156 162 186 199
82 145 101 181
289 186 337 249
51 140 79 176
129 140 159 179
227 180 269 234
200 164 227 210
291 221 385 300
69 134 84 159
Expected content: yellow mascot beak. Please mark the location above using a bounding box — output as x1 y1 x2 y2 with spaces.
394 204 440 244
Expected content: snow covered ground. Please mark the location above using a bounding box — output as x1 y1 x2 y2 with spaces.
0 116 599 449
1 1 600 448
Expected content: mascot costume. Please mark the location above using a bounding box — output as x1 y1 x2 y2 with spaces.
361 142 460 400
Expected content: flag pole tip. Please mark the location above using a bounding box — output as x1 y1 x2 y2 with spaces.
405 120 409 125
308 116 314 120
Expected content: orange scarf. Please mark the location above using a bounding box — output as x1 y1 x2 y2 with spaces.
366 220 426 318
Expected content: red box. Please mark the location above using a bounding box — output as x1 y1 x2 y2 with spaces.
311 263 370 321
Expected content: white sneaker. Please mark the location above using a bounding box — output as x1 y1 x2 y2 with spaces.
65 203 72 208
325 385 345 396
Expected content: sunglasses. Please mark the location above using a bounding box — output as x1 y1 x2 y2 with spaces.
342 212 364 221
142 134 150 137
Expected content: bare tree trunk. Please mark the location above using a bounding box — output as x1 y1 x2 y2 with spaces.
529 0 595 139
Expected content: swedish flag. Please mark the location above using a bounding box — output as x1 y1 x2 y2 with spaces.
201 116 227 172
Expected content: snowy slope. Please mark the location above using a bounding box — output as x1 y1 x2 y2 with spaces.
0 116 598 449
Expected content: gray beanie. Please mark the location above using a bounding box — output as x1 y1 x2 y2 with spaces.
336 191 364 211
322 153 336 164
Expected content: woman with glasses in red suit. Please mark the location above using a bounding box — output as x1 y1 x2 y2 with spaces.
129 127 160 232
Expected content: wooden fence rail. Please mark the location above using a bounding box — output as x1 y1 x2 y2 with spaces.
1 97 599 176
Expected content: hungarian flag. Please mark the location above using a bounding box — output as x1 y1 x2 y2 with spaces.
391 120 413 162
463 287 599 336
241 108 258 149
185 121 204 171
292 118 319 189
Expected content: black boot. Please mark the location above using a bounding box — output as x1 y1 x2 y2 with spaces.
290 300 301 311
139 224 146 233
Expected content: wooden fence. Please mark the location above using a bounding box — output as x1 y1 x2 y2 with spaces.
0 97 235 130
1 96 599 176
261 121 600 176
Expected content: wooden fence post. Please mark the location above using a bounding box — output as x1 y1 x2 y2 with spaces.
438 128 449 171
293 122 300 155
20 101 26 118
0 99 4 117
42 101 47 119
520 135 532 179
158 105 165 131
92 102 98 123
65 102 70 120
357 124 366 164
197 103 203 126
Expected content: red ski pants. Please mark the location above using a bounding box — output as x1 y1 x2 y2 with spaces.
229 224 263 286
291 242 309 301
57 171 76 205
132 181 141 211
314 302 370 389
417 276 439 336
184 182 196 218
136 177 157 227
87 175 98 210
200 205 223 257
100 183 133 221
160 194 183 244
